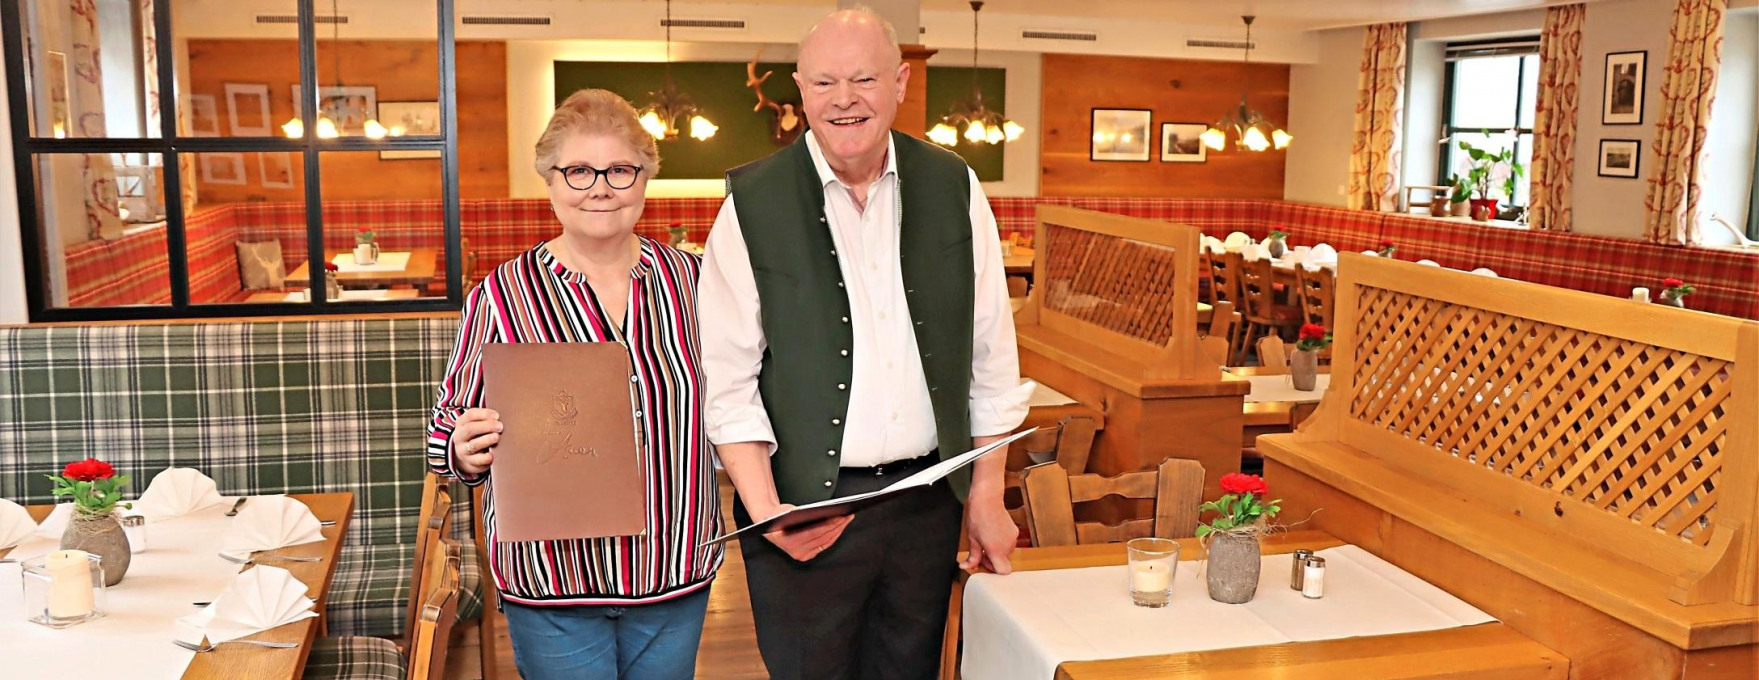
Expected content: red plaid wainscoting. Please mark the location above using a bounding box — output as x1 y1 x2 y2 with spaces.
55 197 1759 319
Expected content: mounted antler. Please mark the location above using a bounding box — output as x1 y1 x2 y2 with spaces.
748 48 804 146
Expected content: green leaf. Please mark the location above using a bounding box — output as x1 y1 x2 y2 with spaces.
1195 525 1212 538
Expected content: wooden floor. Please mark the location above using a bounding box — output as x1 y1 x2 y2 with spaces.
444 477 770 680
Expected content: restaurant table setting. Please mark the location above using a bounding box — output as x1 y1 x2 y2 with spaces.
1232 372 1331 404
959 544 1494 680
0 467 326 680
330 251 411 273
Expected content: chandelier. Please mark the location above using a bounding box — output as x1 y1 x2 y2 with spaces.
283 0 390 139
1201 15 1291 153
638 0 716 141
928 1 1022 147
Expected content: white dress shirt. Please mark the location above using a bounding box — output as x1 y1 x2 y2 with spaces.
699 133 1033 467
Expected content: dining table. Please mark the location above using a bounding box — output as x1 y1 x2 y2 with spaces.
288 249 439 292
2 493 353 680
949 529 1553 680
1231 365 1328 447
245 289 421 303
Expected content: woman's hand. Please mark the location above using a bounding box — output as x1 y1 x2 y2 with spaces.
449 408 502 476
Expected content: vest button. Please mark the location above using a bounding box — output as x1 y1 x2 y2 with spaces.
837 383 846 390
830 250 837 256
831 418 842 426
823 480 833 487
837 282 844 288
827 450 837 456
841 316 849 323
840 350 849 356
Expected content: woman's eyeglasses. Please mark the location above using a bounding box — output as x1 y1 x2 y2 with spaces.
551 164 643 191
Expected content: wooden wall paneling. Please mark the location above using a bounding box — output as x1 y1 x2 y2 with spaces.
185 40 508 203
898 45 937 139
1039 53 1288 199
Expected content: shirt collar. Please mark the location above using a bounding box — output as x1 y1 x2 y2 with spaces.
805 130 897 191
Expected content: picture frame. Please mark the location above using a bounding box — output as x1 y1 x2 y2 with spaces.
259 152 295 188
1159 122 1208 163
44 51 69 138
200 153 247 185
292 85 378 136
1597 139 1640 178
1602 51 1646 125
225 83 272 136
377 101 442 160
1090 108 1152 162
187 94 220 137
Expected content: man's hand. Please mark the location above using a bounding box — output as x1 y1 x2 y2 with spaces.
959 489 1018 574
756 503 855 562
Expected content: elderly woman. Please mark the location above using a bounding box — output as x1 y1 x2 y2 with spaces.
426 88 722 680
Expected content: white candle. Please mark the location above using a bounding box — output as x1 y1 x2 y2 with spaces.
46 550 94 619
1130 560 1172 593
1631 287 1651 303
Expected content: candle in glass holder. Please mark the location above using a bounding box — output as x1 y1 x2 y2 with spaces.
46 550 95 619
1126 537 1179 607
1131 560 1172 592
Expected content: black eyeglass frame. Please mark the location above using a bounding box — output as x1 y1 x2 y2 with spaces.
551 164 645 191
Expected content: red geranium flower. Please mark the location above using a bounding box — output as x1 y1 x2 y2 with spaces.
1219 472 1268 496
62 458 116 481
1298 323 1327 341
356 226 370 232
1663 277 1684 288
324 262 340 271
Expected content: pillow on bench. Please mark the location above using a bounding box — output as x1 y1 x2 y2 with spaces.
236 240 287 290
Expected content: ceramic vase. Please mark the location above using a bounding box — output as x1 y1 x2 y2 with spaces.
61 514 129 586
1291 350 1319 391
1206 531 1261 604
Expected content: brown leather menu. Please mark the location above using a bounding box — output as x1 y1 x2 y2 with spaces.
482 342 647 542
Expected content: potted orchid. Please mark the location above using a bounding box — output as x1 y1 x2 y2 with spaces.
48 458 132 585
1660 278 1695 308
1197 473 1283 603
1292 323 1331 391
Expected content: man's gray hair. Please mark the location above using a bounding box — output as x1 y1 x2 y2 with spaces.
800 5 902 66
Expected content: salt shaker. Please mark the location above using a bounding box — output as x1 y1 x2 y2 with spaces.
1289 549 1313 590
1302 556 1326 599
120 515 147 553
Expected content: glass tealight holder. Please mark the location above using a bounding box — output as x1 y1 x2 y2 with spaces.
20 550 106 628
1126 537 1179 607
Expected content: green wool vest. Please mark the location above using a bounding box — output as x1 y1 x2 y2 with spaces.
727 131 976 505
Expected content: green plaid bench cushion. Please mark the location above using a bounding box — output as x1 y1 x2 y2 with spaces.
0 317 478 638
329 541 486 638
302 635 406 680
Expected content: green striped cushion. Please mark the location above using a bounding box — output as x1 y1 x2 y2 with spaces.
301 636 405 680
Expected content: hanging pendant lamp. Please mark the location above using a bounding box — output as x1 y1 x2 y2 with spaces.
638 0 716 141
283 0 390 139
1201 15 1291 152
927 1 1022 147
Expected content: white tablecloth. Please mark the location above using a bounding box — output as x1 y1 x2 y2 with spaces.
961 545 1494 680
272 289 407 302
1240 373 1330 403
0 505 252 679
331 251 411 272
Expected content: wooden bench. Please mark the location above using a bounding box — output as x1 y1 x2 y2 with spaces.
1261 254 1759 678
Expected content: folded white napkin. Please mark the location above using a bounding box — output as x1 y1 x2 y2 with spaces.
1417 259 1441 267
176 565 317 644
1471 268 1499 277
0 498 35 549
133 467 228 519
1308 244 1338 263
32 503 73 538
1241 243 1264 261
1200 235 1226 254
218 496 324 561
1223 232 1253 250
1361 250 1381 257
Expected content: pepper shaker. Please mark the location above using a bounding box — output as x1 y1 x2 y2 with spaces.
120 515 147 553
1289 549 1313 590
1302 556 1326 599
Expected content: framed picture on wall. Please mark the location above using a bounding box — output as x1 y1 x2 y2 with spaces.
292 85 378 136
188 94 220 137
1602 51 1646 125
260 152 295 188
1597 139 1640 178
1159 122 1208 163
1091 108 1152 162
201 153 247 185
225 83 273 136
377 101 442 160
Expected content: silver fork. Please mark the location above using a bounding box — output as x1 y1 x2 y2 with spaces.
174 639 299 653
218 552 323 565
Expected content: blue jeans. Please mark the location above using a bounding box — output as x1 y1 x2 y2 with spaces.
501 587 711 680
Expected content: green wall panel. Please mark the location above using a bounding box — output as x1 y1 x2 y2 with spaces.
554 62 1008 182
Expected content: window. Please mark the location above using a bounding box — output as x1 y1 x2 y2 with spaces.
1438 39 1540 211
4 0 462 321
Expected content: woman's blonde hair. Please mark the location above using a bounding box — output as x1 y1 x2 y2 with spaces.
533 89 660 181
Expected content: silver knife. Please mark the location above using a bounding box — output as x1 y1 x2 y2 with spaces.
225 498 248 516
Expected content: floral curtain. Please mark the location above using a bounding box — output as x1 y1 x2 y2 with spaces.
1346 23 1406 212
1642 0 1727 245
69 0 122 241
140 0 158 134
1527 4 1585 232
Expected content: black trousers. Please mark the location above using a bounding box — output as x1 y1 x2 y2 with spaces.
734 455 964 680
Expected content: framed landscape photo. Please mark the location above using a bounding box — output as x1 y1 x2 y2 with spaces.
259 152 295 188
1160 122 1208 163
201 153 247 185
1091 108 1152 162
1602 51 1646 125
1598 139 1640 178
188 94 220 137
224 83 272 136
377 101 442 160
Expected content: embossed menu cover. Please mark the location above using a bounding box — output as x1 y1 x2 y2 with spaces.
482 342 647 542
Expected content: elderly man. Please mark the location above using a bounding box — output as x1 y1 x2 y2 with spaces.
698 7 1031 679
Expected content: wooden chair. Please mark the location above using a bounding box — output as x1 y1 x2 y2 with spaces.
1200 301 1241 369
1021 458 1207 546
1237 255 1304 364
1208 253 1247 364
1257 336 1290 373
407 540 463 680
459 237 479 286
1006 275 1029 299
1005 416 1100 531
1293 264 1336 330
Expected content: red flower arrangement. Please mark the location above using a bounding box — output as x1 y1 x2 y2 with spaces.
323 261 340 271
48 458 131 518
1295 323 1332 352
1197 473 1280 538
1661 278 1694 303
1379 241 1397 257
1269 227 1289 241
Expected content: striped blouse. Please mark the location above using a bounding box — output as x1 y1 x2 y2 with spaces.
426 237 724 606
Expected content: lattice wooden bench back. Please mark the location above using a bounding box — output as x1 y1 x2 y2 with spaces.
1275 254 1759 608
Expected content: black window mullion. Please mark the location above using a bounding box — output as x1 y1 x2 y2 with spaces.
298 0 329 312
438 0 462 306
156 0 188 310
